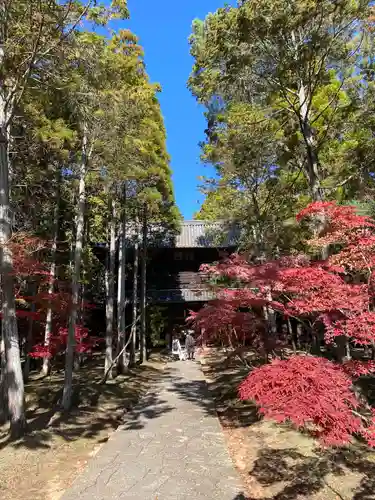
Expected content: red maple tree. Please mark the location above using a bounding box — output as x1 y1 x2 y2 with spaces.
2 234 100 366
29 325 102 359
189 201 375 446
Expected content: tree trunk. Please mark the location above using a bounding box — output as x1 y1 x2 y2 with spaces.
287 318 297 353
0 331 8 424
311 330 321 356
69 195 75 276
116 185 127 373
140 208 148 363
335 335 351 364
290 30 322 203
264 288 277 337
297 81 323 202
0 112 26 437
78 215 89 327
23 283 37 382
296 78 330 262
105 196 116 380
62 127 87 411
116 215 124 374
130 224 139 367
42 179 60 376
78 283 85 327
296 323 303 349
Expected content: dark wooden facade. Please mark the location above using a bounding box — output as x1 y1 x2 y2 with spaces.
126 246 225 304
94 220 238 334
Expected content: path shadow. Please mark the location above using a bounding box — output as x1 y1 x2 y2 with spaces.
168 374 217 417
115 361 226 431
120 390 174 430
245 445 375 500
0 360 169 451
166 359 259 429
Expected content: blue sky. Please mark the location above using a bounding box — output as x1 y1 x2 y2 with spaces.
119 0 231 220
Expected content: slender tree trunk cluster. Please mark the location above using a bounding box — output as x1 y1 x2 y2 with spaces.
23 282 37 382
130 223 139 366
42 180 60 377
0 2 177 437
139 207 148 364
116 187 127 373
62 127 88 411
105 196 116 380
103 188 151 377
297 81 323 203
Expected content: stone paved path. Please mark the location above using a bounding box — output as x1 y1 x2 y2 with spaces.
62 358 246 500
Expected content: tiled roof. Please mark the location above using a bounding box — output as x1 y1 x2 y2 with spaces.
97 220 240 250
174 221 239 248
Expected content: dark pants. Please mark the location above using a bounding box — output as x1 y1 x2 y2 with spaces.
186 347 195 359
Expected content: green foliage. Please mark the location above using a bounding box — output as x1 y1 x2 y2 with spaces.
5 0 179 309
189 0 375 255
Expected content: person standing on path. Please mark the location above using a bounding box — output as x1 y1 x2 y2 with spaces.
185 330 195 360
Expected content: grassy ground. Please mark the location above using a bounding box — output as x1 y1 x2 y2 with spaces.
200 347 375 500
0 352 167 500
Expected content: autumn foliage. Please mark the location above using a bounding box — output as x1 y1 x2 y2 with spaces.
30 325 102 359
3 234 100 365
239 355 363 447
189 201 375 446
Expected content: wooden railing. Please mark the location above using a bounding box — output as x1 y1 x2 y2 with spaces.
146 288 215 303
